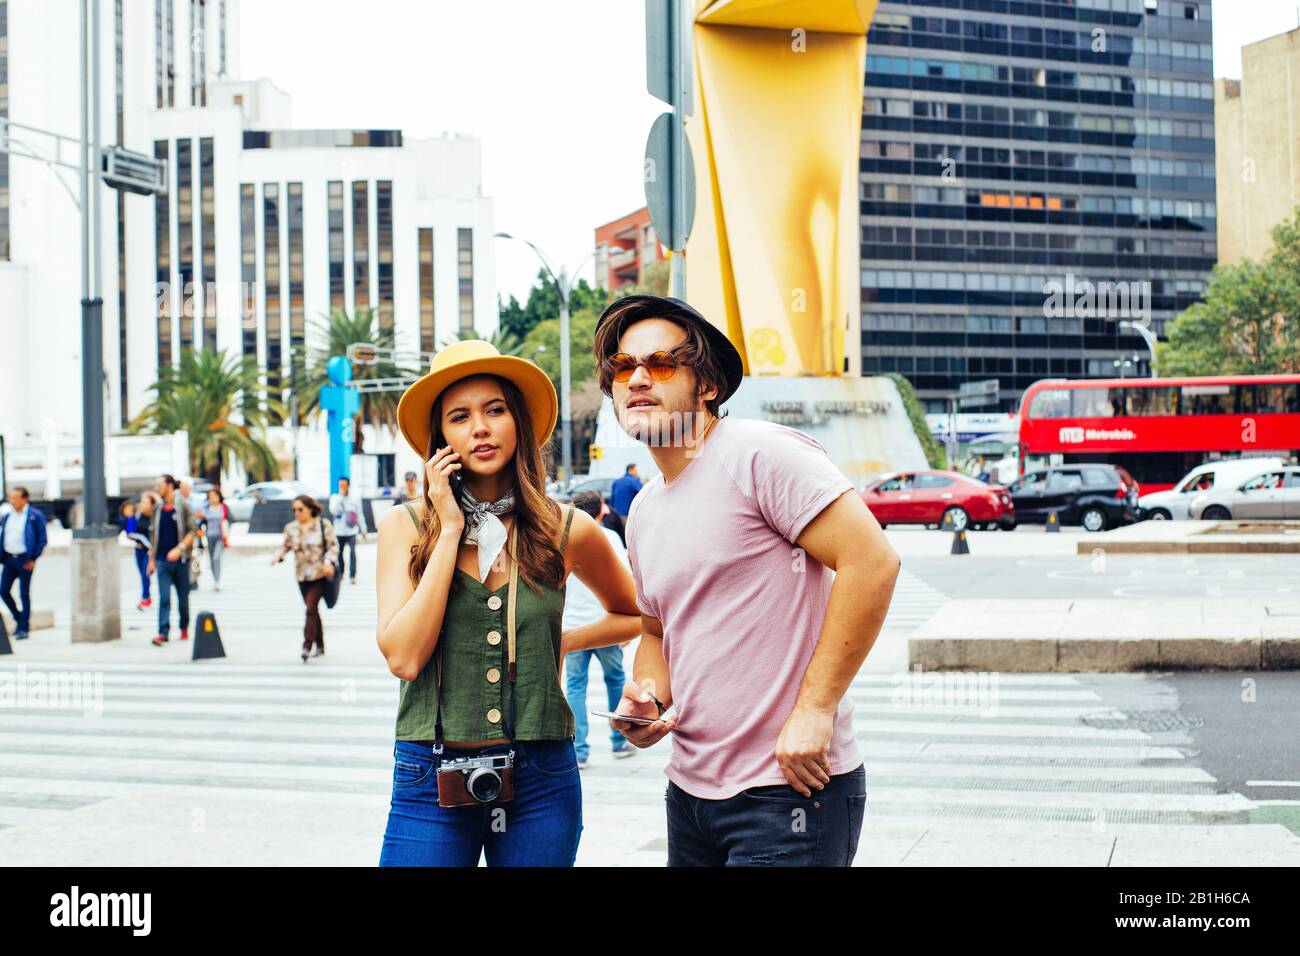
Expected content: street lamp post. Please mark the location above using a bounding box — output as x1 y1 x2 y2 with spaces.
494 233 623 483
1119 320 1158 377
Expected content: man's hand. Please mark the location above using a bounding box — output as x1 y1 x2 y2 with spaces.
166 547 181 562
147 561 155 576
22 560 35 571
774 705 835 797
611 681 676 748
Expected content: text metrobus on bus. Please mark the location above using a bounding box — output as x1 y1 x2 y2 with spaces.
1016 374 1300 493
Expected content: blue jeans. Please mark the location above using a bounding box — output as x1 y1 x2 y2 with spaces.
337 534 358 579
379 738 583 867
666 764 867 867
564 646 627 760
0 554 33 633
156 558 190 637
134 548 151 600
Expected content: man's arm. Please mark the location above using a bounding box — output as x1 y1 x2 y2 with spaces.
774 490 899 796
611 614 677 748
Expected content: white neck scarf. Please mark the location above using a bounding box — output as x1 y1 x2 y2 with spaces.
460 486 515 582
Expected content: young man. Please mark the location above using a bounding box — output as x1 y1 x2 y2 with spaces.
562 491 634 769
0 487 48 640
328 476 369 585
596 294 900 867
148 474 198 646
401 471 420 502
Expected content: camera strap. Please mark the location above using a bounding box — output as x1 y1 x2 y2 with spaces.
433 521 520 752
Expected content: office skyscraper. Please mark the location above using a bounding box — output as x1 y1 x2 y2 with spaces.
860 0 1216 411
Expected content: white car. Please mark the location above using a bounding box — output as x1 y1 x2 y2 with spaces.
1139 457 1288 520
226 481 315 522
1190 466 1300 521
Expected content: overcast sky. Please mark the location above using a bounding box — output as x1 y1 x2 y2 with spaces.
241 0 1300 305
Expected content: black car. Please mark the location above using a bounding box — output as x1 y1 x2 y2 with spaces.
1006 464 1139 532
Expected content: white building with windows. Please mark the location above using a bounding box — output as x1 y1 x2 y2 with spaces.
0 0 495 494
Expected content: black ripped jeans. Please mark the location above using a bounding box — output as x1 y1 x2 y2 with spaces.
666 764 866 867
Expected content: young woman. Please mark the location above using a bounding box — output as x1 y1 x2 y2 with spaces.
272 495 339 662
376 339 640 867
201 488 230 591
118 496 154 610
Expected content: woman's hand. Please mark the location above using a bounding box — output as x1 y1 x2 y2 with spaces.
322 563 336 579
424 446 465 533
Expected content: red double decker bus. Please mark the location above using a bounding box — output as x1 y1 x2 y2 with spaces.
1017 374 1300 493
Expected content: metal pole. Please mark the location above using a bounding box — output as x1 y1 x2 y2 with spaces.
559 274 573 482
669 0 687 299
79 0 107 530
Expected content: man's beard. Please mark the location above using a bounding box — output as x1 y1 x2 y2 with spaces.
618 397 705 448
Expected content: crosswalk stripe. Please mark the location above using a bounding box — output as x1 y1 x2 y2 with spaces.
0 657 1259 840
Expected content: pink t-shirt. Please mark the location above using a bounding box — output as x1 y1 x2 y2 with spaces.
625 415 859 799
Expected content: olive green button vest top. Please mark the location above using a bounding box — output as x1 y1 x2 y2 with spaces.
394 503 577 742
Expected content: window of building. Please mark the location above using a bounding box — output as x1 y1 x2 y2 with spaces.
376 180 394 332
176 138 194 353
418 227 435 353
352 181 370 314
457 228 474 332
327 181 344 312
287 182 304 363
154 140 171 368
199 137 216 350
263 183 281 394
239 183 256 373
190 0 206 106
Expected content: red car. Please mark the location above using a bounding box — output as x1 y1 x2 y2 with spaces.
860 469 1015 531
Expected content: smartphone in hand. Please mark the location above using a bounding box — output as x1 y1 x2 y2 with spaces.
591 708 659 726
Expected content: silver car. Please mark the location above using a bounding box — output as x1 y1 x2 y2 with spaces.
226 481 315 522
1139 457 1287 520
1189 467 1300 520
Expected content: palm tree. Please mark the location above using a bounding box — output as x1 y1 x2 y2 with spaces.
129 348 285 482
295 307 423 453
438 326 528 356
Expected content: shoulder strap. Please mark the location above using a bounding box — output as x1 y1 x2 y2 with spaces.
559 504 576 553
401 502 420 529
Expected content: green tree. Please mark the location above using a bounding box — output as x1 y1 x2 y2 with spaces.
498 267 611 340
885 373 947 470
618 257 671 298
295 307 423 452
129 348 284 482
1159 210 1300 375
521 308 600 394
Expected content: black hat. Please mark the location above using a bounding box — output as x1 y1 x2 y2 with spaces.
595 294 744 405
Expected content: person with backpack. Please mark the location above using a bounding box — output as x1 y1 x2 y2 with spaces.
328 476 369 585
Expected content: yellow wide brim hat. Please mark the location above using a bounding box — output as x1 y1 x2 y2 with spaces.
396 339 558 458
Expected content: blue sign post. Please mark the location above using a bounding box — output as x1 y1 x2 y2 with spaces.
321 355 361 494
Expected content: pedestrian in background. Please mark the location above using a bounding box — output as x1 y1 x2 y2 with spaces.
401 470 420 501
562 490 635 769
0 487 48 641
149 474 198 646
118 495 154 610
273 495 339 662
328 476 369 585
200 488 230 591
609 463 643 519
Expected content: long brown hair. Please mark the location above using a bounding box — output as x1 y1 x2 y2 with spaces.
406 374 564 592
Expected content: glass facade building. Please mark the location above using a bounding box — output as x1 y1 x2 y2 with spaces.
860 0 1216 411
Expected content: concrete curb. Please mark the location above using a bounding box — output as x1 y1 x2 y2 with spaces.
910 635 1300 672
1077 520 1300 555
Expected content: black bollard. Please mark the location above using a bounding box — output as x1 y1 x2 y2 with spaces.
0 616 11 656
192 611 226 661
1045 510 1061 532
950 529 970 555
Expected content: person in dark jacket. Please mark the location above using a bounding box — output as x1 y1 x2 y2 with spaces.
1 487 48 640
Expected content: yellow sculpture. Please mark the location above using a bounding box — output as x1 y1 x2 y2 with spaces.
685 0 878 377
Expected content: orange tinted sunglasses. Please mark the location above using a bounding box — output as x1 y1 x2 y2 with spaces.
607 346 692 383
